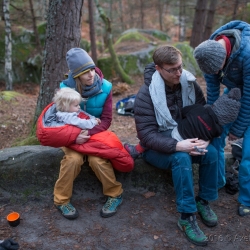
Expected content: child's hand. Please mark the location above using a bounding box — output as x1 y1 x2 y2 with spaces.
96 118 101 125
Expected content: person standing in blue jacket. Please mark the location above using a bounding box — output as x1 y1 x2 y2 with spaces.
194 20 250 217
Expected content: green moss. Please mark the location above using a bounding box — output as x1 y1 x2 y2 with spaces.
37 22 47 46
12 135 40 147
115 31 150 46
174 42 202 76
97 57 114 79
96 41 104 53
0 26 43 84
151 30 170 40
37 22 47 35
97 42 201 81
0 91 23 101
97 45 156 80
12 29 34 61
141 29 170 41
0 38 4 60
80 39 90 52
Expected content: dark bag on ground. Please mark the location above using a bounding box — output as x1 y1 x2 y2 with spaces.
225 159 239 195
225 138 242 195
231 138 243 162
116 94 136 116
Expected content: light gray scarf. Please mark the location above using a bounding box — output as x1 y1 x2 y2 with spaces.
149 69 196 131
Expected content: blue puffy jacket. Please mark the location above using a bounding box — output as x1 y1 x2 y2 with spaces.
205 20 250 138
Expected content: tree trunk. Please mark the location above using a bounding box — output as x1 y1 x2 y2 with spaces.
29 0 42 52
140 0 144 29
108 0 113 21
95 0 133 84
179 0 186 42
119 0 125 31
190 0 207 48
34 0 84 124
203 0 217 41
158 0 164 31
232 0 239 19
128 0 134 28
3 0 13 90
88 0 97 64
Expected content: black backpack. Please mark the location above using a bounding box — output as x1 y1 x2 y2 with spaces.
116 94 136 116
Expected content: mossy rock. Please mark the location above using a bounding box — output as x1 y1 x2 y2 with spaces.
122 28 170 41
98 41 201 80
0 25 44 84
0 91 23 101
80 39 91 52
37 22 47 46
115 31 151 45
140 29 170 41
98 45 156 80
174 42 202 77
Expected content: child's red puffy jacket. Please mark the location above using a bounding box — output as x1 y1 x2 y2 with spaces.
36 102 134 172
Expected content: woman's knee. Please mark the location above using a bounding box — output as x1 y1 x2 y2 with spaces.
88 155 111 170
62 150 84 167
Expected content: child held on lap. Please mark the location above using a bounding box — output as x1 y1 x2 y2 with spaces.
53 87 101 130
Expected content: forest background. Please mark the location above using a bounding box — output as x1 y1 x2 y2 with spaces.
0 0 249 149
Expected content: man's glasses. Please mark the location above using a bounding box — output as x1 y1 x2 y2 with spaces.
160 64 184 75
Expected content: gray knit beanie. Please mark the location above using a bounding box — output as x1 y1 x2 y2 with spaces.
66 48 95 78
193 40 227 74
212 88 241 126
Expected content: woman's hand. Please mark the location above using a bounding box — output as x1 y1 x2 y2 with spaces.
75 130 90 144
95 118 101 125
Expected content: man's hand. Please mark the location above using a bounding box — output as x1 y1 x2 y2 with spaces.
176 138 208 155
189 139 209 156
75 130 90 144
176 138 199 152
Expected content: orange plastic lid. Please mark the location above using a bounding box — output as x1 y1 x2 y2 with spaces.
7 212 20 221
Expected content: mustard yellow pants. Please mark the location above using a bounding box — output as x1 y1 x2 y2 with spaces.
54 147 123 205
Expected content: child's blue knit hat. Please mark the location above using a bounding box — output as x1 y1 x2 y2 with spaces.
66 48 95 78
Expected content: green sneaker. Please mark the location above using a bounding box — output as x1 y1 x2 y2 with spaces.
55 202 79 220
238 204 250 216
178 215 208 246
196 198 217 227
100 195 123 218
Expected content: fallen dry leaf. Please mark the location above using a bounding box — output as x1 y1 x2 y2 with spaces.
143 191 155 199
